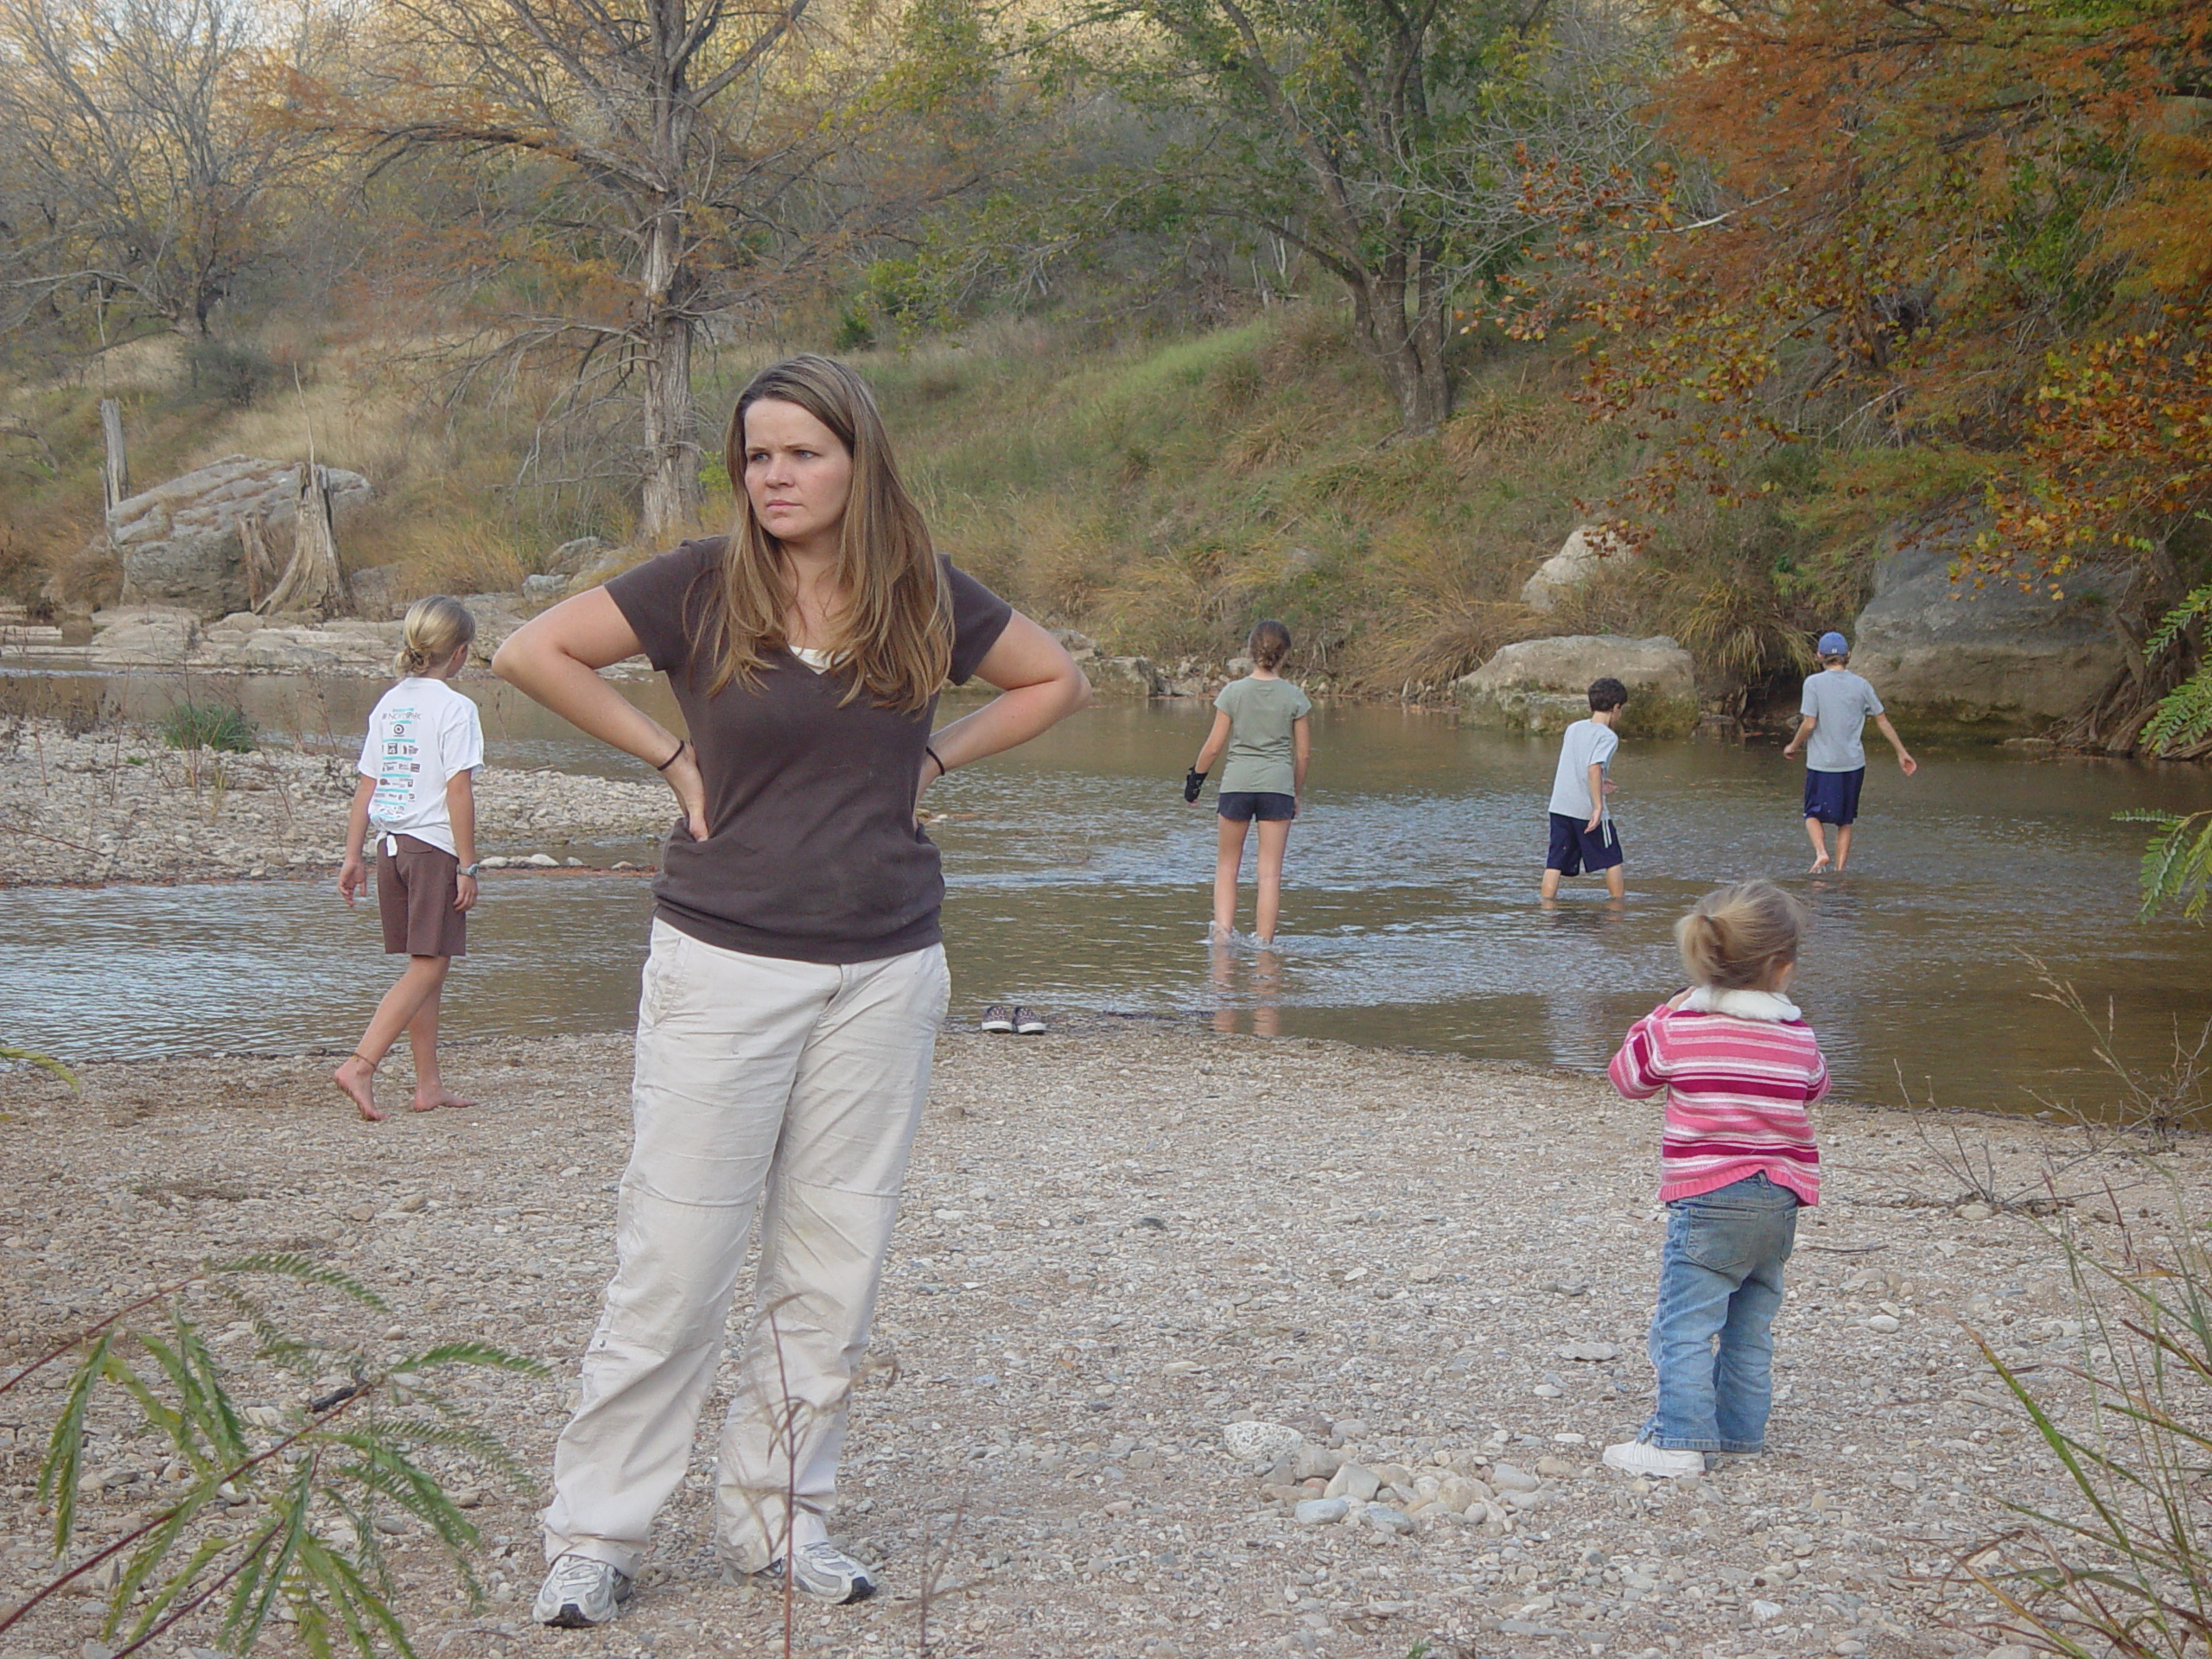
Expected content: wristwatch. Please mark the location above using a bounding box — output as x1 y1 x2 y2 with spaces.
459 862 482 877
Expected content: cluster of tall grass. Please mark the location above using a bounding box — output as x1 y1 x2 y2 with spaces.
160 702 254 754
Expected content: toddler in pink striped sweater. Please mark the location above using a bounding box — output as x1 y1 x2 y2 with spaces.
1603 880 1828 1478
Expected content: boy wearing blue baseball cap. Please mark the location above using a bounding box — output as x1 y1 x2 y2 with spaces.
1782 632 1916 873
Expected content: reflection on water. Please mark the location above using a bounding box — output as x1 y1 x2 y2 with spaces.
4 691 2211 1112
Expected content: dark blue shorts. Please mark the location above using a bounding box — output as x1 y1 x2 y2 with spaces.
1218 791 1297 823
1802 766 1866 826
1546 811 1623 874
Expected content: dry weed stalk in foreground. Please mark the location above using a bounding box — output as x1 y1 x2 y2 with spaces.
0 1255 542 1657
1960 1167 2212 1655
2024 959 2212 1153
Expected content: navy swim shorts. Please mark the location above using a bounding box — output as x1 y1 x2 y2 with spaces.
1546 810 1624 875
1802 766 1866 826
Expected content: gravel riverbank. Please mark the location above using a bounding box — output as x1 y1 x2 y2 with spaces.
0 1017 2171 1659
0 719 676 886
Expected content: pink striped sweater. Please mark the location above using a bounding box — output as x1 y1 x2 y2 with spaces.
1608 988 1828 1205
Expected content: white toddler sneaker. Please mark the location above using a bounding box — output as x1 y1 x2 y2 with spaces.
1602 1440 1707 1478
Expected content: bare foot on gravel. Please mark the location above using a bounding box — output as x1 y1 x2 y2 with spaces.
410 1086 475 1113
333 1058 384 1122
1808 851 1831 874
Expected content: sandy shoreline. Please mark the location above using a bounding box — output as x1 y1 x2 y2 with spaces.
0 1015 2176 1658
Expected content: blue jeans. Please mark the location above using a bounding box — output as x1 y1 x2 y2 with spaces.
1639 1173 1800 1453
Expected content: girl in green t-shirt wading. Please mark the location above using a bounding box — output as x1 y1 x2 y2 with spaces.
1185 620 1313 945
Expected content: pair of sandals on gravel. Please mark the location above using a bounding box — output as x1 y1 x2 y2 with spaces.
977 1004 1046 1035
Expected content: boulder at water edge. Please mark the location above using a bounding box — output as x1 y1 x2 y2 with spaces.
111 455 372 618
1453 635 1698 737
1851 509 2137 735
1087 655 1171 698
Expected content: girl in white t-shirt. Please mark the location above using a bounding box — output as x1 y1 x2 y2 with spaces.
334 596 484 1121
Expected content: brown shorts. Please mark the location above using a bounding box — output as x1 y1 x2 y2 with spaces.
376 834 467 958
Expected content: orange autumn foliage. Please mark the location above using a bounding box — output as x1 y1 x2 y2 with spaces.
1503 0 2212 577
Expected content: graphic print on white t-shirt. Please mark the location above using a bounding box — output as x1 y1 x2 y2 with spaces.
357 678 484 856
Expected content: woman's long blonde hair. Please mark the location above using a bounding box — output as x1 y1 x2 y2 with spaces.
1675 880 1808 991
708 355 950 712
394 595 475 678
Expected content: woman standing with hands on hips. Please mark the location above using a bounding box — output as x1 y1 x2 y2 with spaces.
494 356 1088 1626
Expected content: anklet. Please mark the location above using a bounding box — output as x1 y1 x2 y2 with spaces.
350 1053 379 1071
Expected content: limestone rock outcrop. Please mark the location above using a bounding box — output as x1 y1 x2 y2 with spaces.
1086 655 1171 699
1851 510 2136 734
525 537 616 605
111 455 372 618
1521 525 1634 613
1454 634 1698 737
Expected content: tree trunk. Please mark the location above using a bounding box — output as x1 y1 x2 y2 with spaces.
99 397 128 517
257 464 349 616
1347 267 1452 436
637 205 702 543
639 309 700 542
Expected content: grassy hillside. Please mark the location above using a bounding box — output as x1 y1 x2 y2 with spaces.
3 306 1866 702
853 308 1864 701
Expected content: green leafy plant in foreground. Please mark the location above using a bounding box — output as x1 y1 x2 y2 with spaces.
160 702 255 754
2120 571 2212 921
0 1254 543 1656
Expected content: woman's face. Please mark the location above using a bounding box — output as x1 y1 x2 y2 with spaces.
741 397 854 556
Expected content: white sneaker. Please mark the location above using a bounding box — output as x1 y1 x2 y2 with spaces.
1011 1006 1046 1035
745 1540 878 1605
533 1552 633 1627
979 1003 1014 1033
1602 1440 1707 1478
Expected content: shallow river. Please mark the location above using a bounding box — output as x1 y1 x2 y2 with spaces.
6 674 2211 1113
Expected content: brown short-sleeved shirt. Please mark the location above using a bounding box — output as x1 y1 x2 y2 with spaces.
606 538 1012 963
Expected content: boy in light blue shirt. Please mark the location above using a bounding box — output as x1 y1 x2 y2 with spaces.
1541 677 1627 900
1783 632 1916 873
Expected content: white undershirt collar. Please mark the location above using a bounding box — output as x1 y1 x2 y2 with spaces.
1683 986 1802 1022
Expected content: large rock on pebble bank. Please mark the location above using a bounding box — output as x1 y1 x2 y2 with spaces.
1851 508 2137 734
1454 634 1697 737
112 455 372 619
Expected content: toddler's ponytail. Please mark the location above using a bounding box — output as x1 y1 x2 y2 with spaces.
394 595 477 678
1675 880 1807 991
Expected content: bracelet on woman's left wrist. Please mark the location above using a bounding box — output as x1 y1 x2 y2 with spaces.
925 744 947 780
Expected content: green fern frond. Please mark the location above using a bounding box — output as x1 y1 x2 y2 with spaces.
2143 579 2212 658
39 1332 112 1552
2140 667 2212 755
210 1254 386 1310
400 1341 549 1376
2131 809 2212 921
20 1263 518 1658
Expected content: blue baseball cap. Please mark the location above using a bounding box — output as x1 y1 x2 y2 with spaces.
1816 631 1849 655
